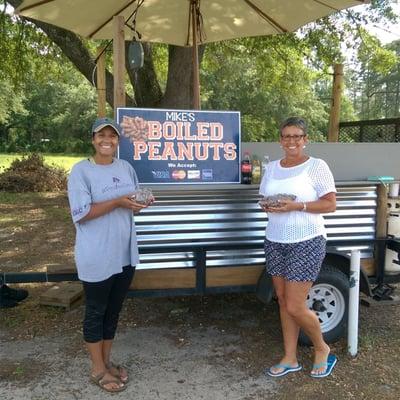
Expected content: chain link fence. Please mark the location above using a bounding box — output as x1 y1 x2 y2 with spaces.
339 118 400 142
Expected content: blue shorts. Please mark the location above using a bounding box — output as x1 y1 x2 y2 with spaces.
264 236 326 282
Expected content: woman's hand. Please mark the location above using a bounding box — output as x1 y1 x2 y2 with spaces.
264 200 302 213
79 194 155 222
265 192 336 214
117 195 153 213
146 195 155 206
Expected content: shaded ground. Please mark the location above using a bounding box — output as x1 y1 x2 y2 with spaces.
1 192 400 399
0 192 74 274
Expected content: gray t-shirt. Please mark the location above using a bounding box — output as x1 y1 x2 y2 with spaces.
67 158 139 282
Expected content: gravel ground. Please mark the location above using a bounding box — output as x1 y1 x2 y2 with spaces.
2 289 400 400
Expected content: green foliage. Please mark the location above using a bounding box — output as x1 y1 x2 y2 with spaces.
365 0 398 22
1 0 399 146
357 29 398 74
0 68 97 153
0 2 66 86
202 36 331 141
0 78 26 123
152 43 169 90
348 37 400 120
1 2 98 153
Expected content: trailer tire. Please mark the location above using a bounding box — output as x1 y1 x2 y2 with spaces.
299 265 349 346
256 269 274 304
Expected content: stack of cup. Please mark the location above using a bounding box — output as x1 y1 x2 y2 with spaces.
389 183 400 198
388 183 400 238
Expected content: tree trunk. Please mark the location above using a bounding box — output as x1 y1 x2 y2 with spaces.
30 19 136 109
161 45 205 109
126 42 163 108
9 0 197 110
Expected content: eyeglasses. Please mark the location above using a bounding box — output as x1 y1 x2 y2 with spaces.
280 134 305 141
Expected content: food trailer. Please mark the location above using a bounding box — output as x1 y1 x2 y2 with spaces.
118 110 400 344
3 110 400 345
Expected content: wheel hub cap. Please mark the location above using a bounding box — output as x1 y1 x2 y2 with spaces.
306 283 346 333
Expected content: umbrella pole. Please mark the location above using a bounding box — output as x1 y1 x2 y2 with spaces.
113 16 126 116
191 1 200 110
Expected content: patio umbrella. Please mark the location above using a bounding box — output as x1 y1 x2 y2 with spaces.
16 0 368 108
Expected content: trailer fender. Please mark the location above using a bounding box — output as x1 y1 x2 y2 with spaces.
324 252 372 297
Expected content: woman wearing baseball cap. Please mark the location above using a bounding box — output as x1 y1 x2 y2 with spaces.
67 117 152 392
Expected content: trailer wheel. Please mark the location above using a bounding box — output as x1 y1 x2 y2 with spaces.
256 269 274 304
299 265 349 346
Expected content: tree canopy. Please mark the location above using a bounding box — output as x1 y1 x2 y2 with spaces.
0 0 399 150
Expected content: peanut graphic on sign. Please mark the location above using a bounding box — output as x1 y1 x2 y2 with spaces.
120 116 149 142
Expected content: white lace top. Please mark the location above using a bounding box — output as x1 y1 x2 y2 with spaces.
259 157 336 243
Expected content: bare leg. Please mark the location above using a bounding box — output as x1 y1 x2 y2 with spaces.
102 339 112 366
269 276 301 374
102 339 128 382
86 341 124 390
284 281 330 374
101 267 134 383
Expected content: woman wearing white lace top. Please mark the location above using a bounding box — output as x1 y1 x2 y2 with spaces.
259 117 337 379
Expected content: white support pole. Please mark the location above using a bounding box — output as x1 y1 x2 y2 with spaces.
348 249 361 357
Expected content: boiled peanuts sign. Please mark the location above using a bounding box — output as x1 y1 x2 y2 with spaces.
117 108 240 184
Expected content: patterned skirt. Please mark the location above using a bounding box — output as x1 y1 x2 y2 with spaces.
264 235 326 282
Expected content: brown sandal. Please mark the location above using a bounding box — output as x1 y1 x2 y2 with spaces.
106 361 129 384
90 371 126 393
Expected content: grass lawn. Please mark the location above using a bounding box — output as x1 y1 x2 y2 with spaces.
0 153 86 173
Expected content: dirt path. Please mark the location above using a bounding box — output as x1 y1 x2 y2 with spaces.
2 291 400 400
1 324 277 400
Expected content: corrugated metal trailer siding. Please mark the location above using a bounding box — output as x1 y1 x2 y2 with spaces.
135 183 377 270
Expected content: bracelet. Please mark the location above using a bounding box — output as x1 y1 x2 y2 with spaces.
302 202 307 211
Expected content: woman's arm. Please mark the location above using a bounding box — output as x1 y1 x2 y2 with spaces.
296 192 336 213
79 196 147 223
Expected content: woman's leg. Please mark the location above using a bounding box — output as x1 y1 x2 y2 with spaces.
265 238 302 373
83 277 124 390
102 266 135 380
284 281 330 374
269 276 301 373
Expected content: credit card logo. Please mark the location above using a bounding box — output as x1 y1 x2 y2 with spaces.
202 169 213 180
151 170 170 179
172 170 186 180
187 170 201 179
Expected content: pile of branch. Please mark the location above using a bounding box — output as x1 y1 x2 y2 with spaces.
0 153 67 192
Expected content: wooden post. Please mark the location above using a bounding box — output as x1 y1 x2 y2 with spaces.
191 0 200 110
96 46 106 118
374 183 388 281
113 16 126 117
328 64 344 142
376 183 388 239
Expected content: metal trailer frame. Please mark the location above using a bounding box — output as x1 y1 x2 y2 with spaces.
2 182 400 298
2 181 400 344
2 239 399 297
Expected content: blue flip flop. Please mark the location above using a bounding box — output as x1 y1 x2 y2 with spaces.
310 354 338 378
266 363 302 377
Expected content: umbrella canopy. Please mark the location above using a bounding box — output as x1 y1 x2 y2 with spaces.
17 0 368 46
